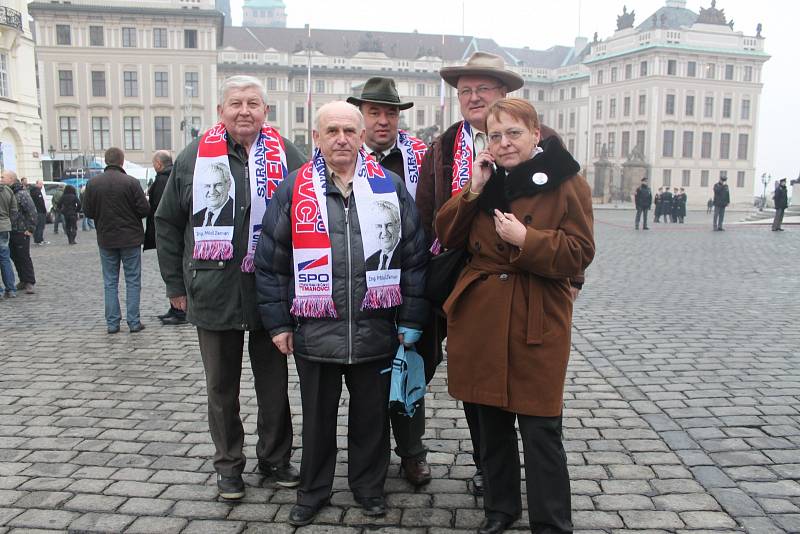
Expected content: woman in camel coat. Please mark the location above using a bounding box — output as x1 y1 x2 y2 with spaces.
436 98 595 534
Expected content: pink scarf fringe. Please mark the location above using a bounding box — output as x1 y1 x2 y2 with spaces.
241 253 255 273
291 296 338 318
361 285 403 310
193 240 234 261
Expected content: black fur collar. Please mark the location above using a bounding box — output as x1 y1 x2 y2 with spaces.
477 136 580 214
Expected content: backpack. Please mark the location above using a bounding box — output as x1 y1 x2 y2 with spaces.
388 344 426 417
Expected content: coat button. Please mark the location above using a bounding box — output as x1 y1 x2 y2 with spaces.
242 323 248 329
523 215 532 224
240 206 246 211
218 261 224 267
499 273 509 281
496 243 505 252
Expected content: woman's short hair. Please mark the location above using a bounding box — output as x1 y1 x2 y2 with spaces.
486 98 540 132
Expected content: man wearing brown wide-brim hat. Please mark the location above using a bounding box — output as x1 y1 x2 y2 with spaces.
348 77 433 487
414 50 562 505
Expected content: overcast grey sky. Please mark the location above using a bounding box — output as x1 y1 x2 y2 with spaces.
230 0 799 192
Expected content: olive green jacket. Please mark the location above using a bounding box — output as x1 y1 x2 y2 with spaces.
155 135 306 331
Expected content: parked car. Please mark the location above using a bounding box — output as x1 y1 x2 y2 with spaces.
41 181 66 222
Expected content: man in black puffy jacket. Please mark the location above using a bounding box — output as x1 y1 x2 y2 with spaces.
255 101 429 527
633 177 652 230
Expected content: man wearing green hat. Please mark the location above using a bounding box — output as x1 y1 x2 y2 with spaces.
347 77 432 487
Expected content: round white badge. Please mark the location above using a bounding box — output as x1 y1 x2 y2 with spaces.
532 172 548 185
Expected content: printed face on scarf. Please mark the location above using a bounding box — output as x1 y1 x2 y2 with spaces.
217 86 268 145
313 102 366 173
362 103 399 152
456 75 507 129
202 164 232 210
487 112 541 171
374 201 401 254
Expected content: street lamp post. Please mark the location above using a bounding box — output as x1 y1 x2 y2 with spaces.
760 172 771 210
48 144 56 180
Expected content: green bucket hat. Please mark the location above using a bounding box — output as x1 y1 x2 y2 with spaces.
347 77 414 110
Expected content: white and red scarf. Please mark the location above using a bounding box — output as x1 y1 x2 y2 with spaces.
191 122 287 271
396 130 427 200
290 148 402 318
431 120 474 255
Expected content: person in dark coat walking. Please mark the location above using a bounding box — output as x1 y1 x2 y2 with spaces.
660 187 673 224
653 187 662 222
633 177 652 230
56 185 81 244
772 178 788 231
2 170 37 294
670 187 680 222
83 147 151 333
676 188 687 223
29 180 48 245
713 175 730 230
144 150 186 324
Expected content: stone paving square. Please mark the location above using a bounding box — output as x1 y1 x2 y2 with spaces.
0 209 798 533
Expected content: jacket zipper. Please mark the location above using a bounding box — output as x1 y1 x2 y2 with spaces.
343 202 354 364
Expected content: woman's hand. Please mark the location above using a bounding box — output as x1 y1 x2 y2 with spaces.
469 151 495 195
493 209 527 248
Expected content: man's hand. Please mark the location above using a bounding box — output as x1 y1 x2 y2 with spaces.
272 332 294 356
24 230 32 237
169 295 187 311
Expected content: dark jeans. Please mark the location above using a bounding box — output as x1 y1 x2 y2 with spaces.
0 231 16 293
9 232 35 285
53 212 64 233
390 397 427 459
34 212 46 243
772 208 785 230
64 214 78 244
713 205 726 229
635 208 649 229
98 246 142 328
294 356 391 506
477 404 572 533
196 328 293 477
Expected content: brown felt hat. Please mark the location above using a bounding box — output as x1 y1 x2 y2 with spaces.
439 51 524 92
347 77 413 110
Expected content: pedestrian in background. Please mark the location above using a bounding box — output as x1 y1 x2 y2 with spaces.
0 177 18 298
80 185 95 231
653 187 663 223
676 188 687 223
707 198 713 214
1 170 37 294
57 185 81 245
713 175 730 231
29 179 48 245
772 178 788 231
83 147 150 334
660 187 673 224
144 150 185 325
51 185 64 235
633 177 651 230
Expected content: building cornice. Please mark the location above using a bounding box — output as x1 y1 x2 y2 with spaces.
585 42 770 65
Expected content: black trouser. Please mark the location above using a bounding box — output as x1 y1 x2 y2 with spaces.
477 404 572 534
465 401 482 469
34 213 46 243
9 232 35 285
294 356 391 506
635 208 649 229
390 398 427 459
713 205 726 229
772 208 785 230
64 214 78 244
196 328 293 477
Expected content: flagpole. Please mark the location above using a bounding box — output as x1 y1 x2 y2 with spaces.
440 33 446 135
306 24 312 159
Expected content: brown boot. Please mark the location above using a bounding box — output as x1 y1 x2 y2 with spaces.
401 457 432 486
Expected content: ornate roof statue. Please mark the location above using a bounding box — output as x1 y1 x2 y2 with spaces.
616 5 636 30
652 14 657 28
593 31 598 43
359 32 383 53
697 0 728 25
628 143 645 163
756 23 763 37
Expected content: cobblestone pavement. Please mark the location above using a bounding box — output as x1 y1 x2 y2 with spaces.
1 210 798 533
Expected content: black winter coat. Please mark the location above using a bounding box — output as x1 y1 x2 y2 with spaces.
29 185 47 214
83 166 150 249
57 191 81 217
634 184 652 209
774 185 788 210
255 169 429 365
713 182 730 207
143 165 172 251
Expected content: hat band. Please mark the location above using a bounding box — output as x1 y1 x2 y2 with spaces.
360 92 401 104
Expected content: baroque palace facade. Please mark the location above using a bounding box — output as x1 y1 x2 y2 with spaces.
29 0 767 205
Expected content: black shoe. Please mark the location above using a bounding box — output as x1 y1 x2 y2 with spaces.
478 516 515 534
469 469 484 496
643 226 649 230
217 473 244 500
157 309 176 320
107 325 120 334
160 315 187 326
129 323 146 333
258 460 300 487
354 495 386 517
288 500 328 527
